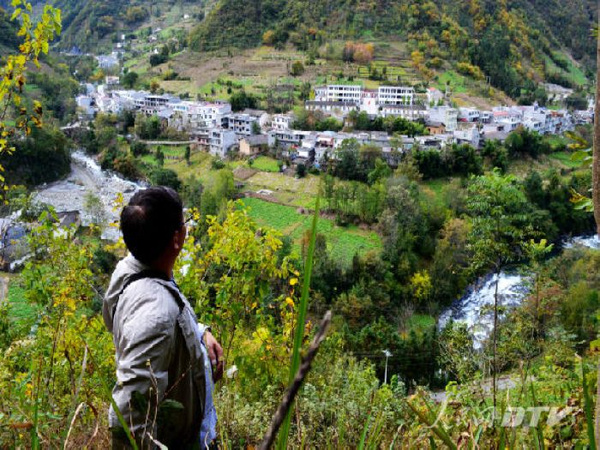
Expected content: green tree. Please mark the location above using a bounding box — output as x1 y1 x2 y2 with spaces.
130 140 148 157
592 18 600 443
299 82 311 101
177 201 296 362
290 60 305 76
230 90 258 112
200 169 234 219
2 125 70 186
0 0 61 193
466 169 537 411
135 115 161 140
439 322 479 383
445 143 483 177
155 147 165 166
84 190 106 227
333 139 360 181
121 70 139 88
149 167 181 190
295 163 306 178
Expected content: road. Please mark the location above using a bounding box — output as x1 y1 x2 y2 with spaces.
430 376 518 403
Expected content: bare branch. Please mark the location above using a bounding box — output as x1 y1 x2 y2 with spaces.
259 310 332 450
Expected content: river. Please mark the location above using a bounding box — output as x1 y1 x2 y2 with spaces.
438 235 600 348
34 150 144 240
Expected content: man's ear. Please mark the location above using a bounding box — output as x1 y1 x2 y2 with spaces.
173 227 186 251
173 229 183 251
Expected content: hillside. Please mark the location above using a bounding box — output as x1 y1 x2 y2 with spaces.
0 6 19 51
2 0 594 101
0 0 210 52
189 0 596 97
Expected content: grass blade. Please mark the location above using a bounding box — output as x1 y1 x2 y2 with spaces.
82 338 138 450
581 359 597 450
529 383 545 450
406 398 457 450
277 197 320 449
358 413 371 450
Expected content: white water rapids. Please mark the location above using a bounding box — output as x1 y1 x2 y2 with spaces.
438 273 528 349
438 235 600 348
34 150 144 240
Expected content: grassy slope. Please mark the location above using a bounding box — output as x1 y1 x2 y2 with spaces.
7 276 38 334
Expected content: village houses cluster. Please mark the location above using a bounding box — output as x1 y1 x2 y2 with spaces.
76 80 592 167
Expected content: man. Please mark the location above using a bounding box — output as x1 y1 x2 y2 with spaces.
103 186 223 449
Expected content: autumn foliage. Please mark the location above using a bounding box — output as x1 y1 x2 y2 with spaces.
342 41 374 64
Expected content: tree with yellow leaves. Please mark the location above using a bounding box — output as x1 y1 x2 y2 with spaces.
0 0 61 195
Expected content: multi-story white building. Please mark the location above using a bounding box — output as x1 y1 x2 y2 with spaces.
96 54 119 70
480 111 493 124
377 86 415 106
493 111 521 132
268 129 310 149
454 124 481 148
380 105 427 121
428 107 458 132
271 114 295 130
137 94 181 115
361 91 379 115
319 85 363 104
222 113 259 136
305 101 358 119
427 87 444 106
310 84 417 119
458 108 480 123
76 95 96 120
209 129 238 158
171 101 232 131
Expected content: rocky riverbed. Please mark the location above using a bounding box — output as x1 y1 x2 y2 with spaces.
34 151 143 240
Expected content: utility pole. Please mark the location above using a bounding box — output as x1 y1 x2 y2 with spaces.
382 349 392 384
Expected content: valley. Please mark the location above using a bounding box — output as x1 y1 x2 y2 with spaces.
0 0 599 447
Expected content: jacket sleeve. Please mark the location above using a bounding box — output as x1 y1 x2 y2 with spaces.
111 285 179 448
197 322 210 337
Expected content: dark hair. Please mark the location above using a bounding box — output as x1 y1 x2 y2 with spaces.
120 186 183 265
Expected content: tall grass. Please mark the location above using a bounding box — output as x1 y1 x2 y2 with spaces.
581 359 597 450
277 197 320 449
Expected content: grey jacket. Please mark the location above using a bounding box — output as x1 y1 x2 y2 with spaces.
103 254 206 449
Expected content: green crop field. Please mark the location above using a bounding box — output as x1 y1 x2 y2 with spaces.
242 198 381 266
251 156 280 173
545 53 588 87
242 171 320 208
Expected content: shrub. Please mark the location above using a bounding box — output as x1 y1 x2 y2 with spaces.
456 62 484 80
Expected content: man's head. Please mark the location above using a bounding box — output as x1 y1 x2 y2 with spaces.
120 186 184 265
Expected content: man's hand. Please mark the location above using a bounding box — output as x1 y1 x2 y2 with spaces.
204 331 224 382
